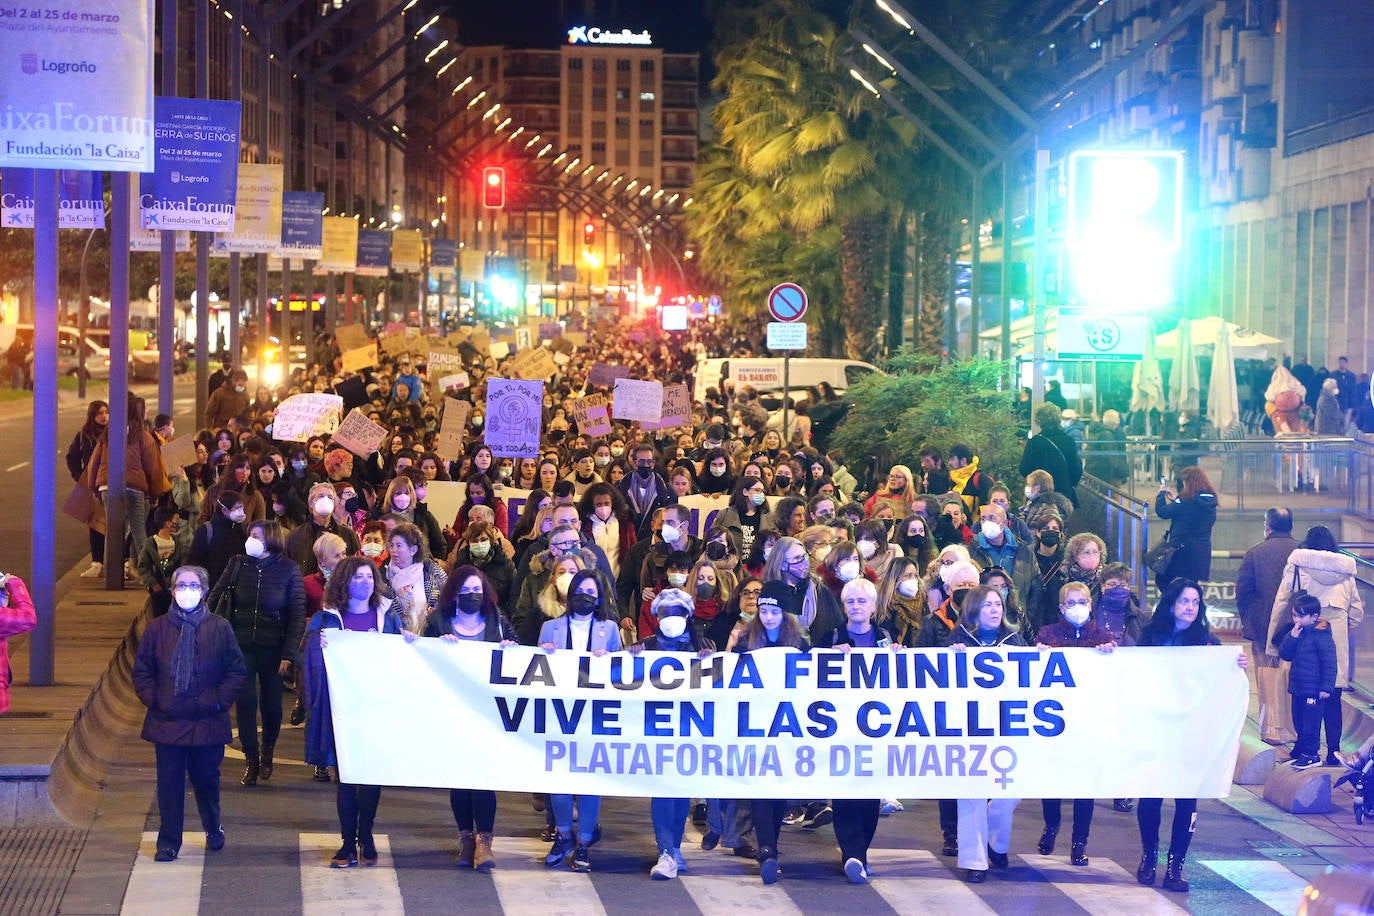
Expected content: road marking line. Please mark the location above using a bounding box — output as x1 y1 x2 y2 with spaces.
120 830 205 915
491 835 608 915
6 462 28 471
1199 858 1309 914
867 849 995 914
299 832 402 916
1019 853 1188 915
680 874 805 914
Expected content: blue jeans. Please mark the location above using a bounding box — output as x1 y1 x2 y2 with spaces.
103 487 150 558
551 794 601 842
651 797 691 852
706 798 740 847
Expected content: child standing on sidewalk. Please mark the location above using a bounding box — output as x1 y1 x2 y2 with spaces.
1278 593 1337 770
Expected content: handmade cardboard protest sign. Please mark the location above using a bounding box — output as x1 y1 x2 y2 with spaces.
436 400 472 461
334 323 371 352
273 394 343 442
649 384 691 430
588 362 632 387
612 378 663 424
484 379 543 458
508 346 558 381
427 346 466 398
340 345 376 374
332 409 389 458
160 435 198 473
569 394 612 437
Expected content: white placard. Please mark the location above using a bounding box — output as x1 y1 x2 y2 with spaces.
612 378 664 423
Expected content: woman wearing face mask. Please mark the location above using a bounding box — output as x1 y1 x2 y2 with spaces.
578 483 636 578
925 544 972 612
305 557 405 869
448 520 515 604
1041 532 1106 636
67 399 111 578
382 522 447 636
733 581 808 883
818 541 875 602
1135 578 1248 893
638 551 695 640
694 447 736 495
721 478 769 559
207 520 305 787
419 567 518 871
188 493 250 594
294 532 348 767
1020 470 1075 530
687 558 734 629
197 454 265 527
877 556 926 647
538 569 621 872
853 519 898 579
285 482 362 577
131 565 246 863
629 588 715 880
1032 581 1117 866
450 473 510 545
947 585 1027 882
895 514 937 569
770 459 803 497
374 475 418 526
761 535 844 648
515 528 587 644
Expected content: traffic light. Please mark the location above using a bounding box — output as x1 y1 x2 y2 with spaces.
583 221 596 246
1066 149 1183 309
481 166 505 209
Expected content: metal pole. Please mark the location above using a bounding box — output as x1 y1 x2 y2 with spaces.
158 0 177 417
77 228 96 400
256 34 271 386
194 0 210 427
1031 145 1049 415
782 355 791 444
29 170 59 683
970 174 981 357
228 0 243 373
103 174 131 592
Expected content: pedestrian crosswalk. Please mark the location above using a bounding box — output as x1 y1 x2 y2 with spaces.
118 830 1312 915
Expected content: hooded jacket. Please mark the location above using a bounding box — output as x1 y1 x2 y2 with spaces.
1267 548 1365 688
1278 619 1337 697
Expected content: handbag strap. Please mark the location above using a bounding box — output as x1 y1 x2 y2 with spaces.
1291 563 1302 593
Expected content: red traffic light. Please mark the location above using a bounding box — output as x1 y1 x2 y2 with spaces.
482 166 505 209
583 221 596 245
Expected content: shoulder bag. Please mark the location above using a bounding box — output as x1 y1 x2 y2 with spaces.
1144 534 1178 576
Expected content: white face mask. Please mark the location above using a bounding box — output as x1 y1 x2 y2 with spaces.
392 493 411 510
856 539 877 560
555 572 574 597
1024 486 1037 500
469 540 492 559
360 542 384 558
244 536 266 558
1064 605 1091 628
314 498 335 516
981 521 1004 540
174 587 203 610
660 523 681 544
658 614 688 639
228 507 246 523
710 465 726 477
813 545 832 563
667 572 688 588
897 579 921 598
838 559 862 582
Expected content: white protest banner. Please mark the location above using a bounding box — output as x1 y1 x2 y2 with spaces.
613 378 663 423
324 640 1248 798
435 399 471 462
489 341 511 360
211 163 282 253
332 409 388 458
484 378 543 459
0 0 155 171
675 493 733 538
272 393 343 442
424 481 468 529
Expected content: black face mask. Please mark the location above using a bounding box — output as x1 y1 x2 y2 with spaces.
775 476 792 488
904 532 928 549
568 593 599 617
457 592 484 614
705 541 728 561
635 466 654 479
951 587 971 608
1039 530 1061 548
345 495 367 514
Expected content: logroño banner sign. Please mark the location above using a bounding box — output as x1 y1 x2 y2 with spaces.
324 639 1247 799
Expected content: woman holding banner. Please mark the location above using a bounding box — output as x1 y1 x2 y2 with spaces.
305 556 405 869
1135 578 1247 893
422 566 518 871
949 584 1028 882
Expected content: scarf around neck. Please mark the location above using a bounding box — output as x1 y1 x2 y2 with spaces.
171 602 209 697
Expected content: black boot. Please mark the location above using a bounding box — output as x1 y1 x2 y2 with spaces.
1136 847 1157 885
1162 853 1189 892
1070 841 1089 866
941 833 958 857
1037 827 1057 855
241 754 260 787
260 744 275 781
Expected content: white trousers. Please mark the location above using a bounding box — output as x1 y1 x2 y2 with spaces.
957 798 1020 871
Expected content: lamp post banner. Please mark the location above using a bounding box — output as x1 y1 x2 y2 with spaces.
319 217 359 273
210 163 283 254
143 96 242 232
277 191 325 259
0 0 155 170
324 639 1247 799
1 168 104 228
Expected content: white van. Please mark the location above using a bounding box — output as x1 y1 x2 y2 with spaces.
692 356 882 403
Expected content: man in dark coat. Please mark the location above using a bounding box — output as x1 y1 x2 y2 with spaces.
617 441 677 541
1018 402 1083 506
132 565 246 861
1235 507 1299 745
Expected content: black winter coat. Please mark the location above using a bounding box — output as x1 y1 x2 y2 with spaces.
1154 492 1217 585
132 612 246 745
1019 429 1082 500
1278 621 1337 697
187 515 248 590
208 552 307 651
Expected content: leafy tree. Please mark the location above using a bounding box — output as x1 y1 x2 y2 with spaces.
830 350 1021 481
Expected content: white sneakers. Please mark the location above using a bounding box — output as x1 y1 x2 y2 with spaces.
650 851 678 880
880 798 904 816
80 562 103 578
844 857 869 884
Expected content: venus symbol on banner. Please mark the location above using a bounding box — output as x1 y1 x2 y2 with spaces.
767 283 808 322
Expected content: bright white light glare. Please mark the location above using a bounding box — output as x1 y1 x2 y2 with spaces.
424 40 449 63
849 69 881 98
661 304 688 331
1090 158 1161 220
861 43 894 72
490 276 517 309
413 14 439 39
875 0 913 31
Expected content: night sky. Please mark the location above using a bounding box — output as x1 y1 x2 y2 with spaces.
443 0 714 56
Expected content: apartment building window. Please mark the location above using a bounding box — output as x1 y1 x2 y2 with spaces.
592 120 606 139
592 141 606 155
591 87 606 111
568 58 582 70
616 87 630 100
615 148 630 167
639 118 655 133
592 58 606 73
639 149 655 167
640 59 655 73
615 115 630 139
616 59 630 71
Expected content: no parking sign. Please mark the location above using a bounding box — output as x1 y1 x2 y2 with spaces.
767 283 808 322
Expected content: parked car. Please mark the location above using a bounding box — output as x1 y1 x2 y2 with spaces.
0 325 113 380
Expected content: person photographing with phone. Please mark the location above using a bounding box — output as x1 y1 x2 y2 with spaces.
0 572 38 716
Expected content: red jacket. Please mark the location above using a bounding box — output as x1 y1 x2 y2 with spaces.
0 577 39 715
